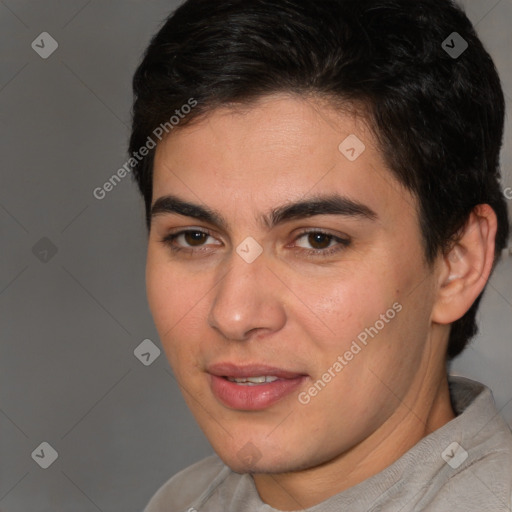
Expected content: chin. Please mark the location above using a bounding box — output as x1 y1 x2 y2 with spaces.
222 457 292 475
213 441 322 475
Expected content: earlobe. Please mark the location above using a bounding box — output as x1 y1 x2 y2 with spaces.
432 204 497 325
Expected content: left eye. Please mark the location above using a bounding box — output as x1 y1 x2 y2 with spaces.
296 232 338 250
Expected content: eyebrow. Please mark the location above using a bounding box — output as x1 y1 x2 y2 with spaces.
150 193 378 229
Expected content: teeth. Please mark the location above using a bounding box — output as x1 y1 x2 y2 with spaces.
227 376 279 385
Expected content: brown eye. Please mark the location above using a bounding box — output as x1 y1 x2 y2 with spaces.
161 229 220 252
294 230 351 257
307 233 333 249
184 231 209 246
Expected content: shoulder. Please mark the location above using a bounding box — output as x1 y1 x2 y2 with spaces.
432 377 512 511
429 443 512 511
143 454 230 512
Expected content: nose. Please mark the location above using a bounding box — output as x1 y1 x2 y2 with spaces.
208 253 287 341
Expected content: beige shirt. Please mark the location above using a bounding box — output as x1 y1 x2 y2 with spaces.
144 377 512 511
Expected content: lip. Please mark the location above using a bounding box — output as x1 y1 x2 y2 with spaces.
207 362 308 411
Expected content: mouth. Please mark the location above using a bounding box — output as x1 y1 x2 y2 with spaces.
225 375 281 385
207 363 308 410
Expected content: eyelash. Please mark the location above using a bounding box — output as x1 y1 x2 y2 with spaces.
160 228 351 258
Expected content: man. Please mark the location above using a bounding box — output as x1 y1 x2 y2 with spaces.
129 0 512 510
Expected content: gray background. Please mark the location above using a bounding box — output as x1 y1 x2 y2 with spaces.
0 1 511 511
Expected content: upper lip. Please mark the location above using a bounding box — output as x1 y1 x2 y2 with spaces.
207 362 306 379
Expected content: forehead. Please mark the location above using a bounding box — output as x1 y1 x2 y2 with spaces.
151 94 418 231
155 94 372 171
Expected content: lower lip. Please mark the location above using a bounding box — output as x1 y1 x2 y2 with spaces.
209 375 306 410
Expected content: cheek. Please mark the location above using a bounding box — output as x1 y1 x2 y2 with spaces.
295 260 418 403
145 255 207 359
293 268 395 352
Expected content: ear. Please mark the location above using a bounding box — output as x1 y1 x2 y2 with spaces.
431 204 498 325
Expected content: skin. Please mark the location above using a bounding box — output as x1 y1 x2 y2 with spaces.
145 93 497 510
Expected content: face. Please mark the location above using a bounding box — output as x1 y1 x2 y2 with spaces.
146 94 443 475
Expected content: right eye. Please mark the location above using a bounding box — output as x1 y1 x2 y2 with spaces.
160 229 222 253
